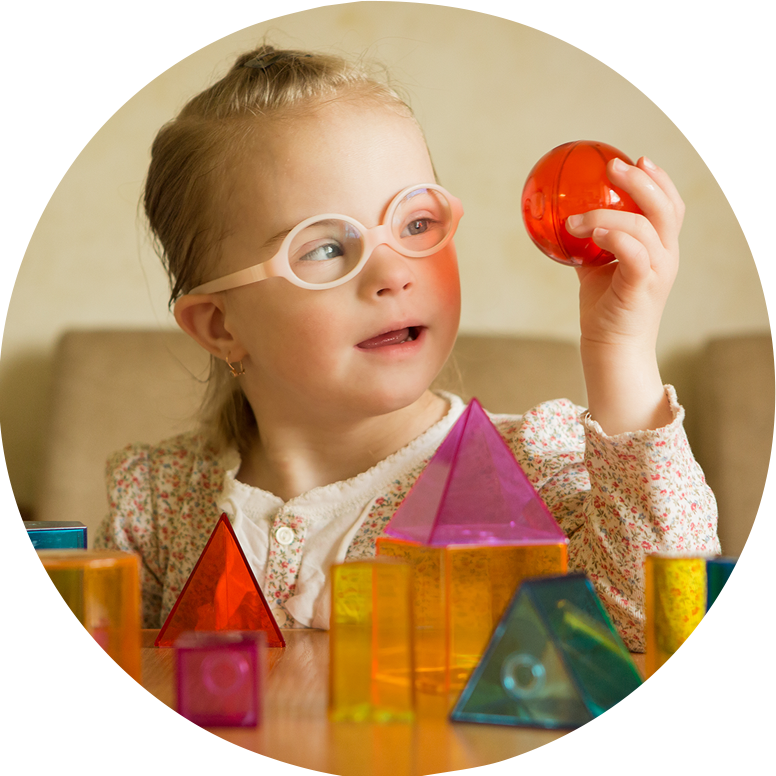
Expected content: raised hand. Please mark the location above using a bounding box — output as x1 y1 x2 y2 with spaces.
564 157 685 435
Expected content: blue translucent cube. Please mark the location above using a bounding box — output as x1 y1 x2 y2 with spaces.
0 520 86 552
704 558 776 725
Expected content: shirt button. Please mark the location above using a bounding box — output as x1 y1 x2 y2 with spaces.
275 526 295 546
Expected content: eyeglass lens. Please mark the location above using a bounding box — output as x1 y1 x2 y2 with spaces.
287 187 453 285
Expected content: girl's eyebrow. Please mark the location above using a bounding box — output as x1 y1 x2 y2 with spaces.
261 228 293 250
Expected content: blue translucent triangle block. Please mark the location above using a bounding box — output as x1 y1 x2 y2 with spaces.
451 574 642 728
704 558 776 725
0 520 86 552
384 398 567 547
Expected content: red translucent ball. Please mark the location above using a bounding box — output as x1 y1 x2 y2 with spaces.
521 140 642 267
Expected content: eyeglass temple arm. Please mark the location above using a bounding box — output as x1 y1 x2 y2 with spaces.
188 261 273 295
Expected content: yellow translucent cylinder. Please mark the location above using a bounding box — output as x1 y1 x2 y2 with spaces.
376 538 567 695
329 560 415 722
645 554 707 678
0 550 140 721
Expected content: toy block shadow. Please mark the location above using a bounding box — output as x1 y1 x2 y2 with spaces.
156 513 284 648
451 574 642 729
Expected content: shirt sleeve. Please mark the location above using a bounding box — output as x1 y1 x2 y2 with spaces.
94 443 165 629
501 385 720 651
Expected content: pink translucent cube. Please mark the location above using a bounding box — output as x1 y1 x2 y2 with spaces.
175 631 264 727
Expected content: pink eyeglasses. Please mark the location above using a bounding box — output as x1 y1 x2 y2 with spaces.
188 183 463 293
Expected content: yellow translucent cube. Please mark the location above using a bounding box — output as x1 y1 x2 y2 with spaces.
645 554 707 677
376 537 567 695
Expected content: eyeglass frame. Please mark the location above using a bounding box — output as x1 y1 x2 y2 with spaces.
187 183 464 294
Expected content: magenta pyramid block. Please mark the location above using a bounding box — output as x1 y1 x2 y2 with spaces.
385 399 567 547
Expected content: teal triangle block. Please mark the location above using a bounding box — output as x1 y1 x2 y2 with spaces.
451 574 642 728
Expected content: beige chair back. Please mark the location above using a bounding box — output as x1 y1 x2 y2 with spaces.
692 333 774 557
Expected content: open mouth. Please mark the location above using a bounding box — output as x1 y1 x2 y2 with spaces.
356 326 423 350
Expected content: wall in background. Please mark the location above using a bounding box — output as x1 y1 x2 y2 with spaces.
0 2 768 510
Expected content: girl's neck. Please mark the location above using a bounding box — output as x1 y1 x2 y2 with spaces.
236 390 449 502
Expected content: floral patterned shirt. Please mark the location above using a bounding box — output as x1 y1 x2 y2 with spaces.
95 388 719 651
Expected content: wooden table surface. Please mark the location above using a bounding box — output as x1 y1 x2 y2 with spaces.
0 630 776 776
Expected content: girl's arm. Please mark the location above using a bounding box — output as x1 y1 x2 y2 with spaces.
565 156 684 435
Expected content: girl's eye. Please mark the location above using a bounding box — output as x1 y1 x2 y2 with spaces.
403 218 431 237
299 242 344 262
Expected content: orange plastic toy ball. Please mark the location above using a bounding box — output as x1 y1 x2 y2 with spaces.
521 140 642 267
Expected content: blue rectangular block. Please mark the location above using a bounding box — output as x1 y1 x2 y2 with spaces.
0 520 86 552
704 558 776 725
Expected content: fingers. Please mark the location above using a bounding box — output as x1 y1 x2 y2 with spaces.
603 157 685 251
565 208 671 277
588 227 661 288
637 157 686 223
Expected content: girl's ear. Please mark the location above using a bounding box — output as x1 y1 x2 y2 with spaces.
173 294 248 362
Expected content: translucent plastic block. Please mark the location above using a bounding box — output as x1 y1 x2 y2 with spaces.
704 558 776 725
0 550 140 721
521 140 642 267
0 617 59 749
26 521 87 549
450 574 642 728
176 631 264 727
384 398 567 547
645 554 706 677
156 513 284 648
376 537 567 695
329 560 415 722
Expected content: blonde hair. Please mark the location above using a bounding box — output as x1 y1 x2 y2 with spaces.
143 45 417 453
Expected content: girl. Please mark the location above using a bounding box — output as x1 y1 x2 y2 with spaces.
97 45 719 651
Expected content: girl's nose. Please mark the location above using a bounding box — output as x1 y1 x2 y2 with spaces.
358 244 415 297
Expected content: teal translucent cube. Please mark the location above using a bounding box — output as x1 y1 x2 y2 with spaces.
0 520 86 552
704 558 776 725
450 574 643 729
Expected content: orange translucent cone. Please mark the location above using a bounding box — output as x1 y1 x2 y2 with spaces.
155 514 284 648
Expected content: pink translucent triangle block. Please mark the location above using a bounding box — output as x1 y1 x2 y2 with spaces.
384 398 567 547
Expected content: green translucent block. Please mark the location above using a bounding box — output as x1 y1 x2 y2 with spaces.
704 558 776 725
0 615 59 749
450 574 642 729
329 560 415 723
0 520 86 552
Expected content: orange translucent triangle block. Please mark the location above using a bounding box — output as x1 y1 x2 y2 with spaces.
385 398 567 546
155 514 285 648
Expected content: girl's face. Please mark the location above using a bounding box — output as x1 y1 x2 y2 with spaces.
214 100 461 423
